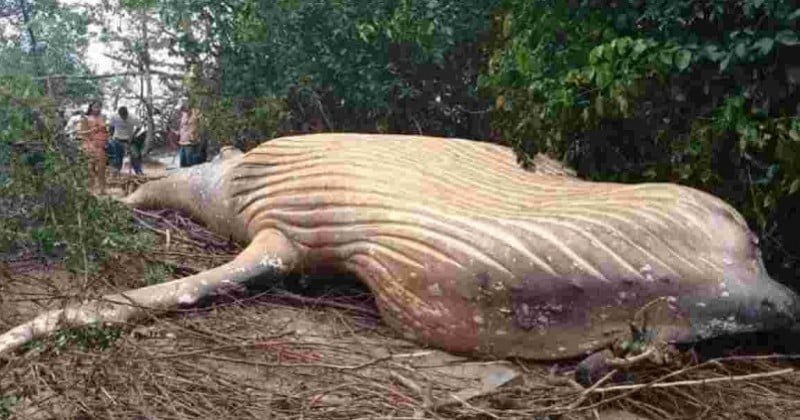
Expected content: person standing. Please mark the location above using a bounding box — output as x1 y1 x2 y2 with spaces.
177 103 203 168
64 110 84 142
109 106 143 175
77 101 109 194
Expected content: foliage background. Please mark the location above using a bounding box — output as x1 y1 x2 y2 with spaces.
480 0 800 287
1 0 153 273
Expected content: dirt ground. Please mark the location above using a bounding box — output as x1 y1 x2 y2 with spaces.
103 152 178 199
2 155 800 420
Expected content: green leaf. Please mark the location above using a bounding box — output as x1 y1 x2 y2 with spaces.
658 49 673 66
764 194 774 209
788 8 800 20
595 64 613 88
632 40 648 57
615 37 632 55
674 49 692 71
752 37 774 55
515 48 531 72
719 53 731 72
776 30 800 46
589 45 604 65
790 179 800 195
585 67 596 83
704 44 726 62
734 42 747 58
789 128 800 142
601 43 616 61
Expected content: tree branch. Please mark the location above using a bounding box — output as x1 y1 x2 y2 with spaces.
32 71 183 81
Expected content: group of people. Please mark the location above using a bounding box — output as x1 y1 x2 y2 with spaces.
66 100 203 195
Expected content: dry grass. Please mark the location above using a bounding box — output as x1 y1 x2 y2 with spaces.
2 207 800 420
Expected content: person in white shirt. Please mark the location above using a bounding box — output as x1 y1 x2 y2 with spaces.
109 106 143 175
64 110 84 142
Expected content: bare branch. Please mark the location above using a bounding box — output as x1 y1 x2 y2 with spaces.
104 52 185 71
32 71 182 81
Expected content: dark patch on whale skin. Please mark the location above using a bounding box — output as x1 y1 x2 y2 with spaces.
509 274 587 331
476 271 491 290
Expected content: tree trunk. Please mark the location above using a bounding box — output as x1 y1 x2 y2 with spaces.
17 0 51 96
141 8 156 154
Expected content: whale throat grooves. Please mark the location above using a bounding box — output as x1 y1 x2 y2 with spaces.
225 133 758 358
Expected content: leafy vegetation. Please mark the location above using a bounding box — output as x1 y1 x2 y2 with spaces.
0 77 155 272
144 261 173 285
0 0 100 103
481 0 800 286
0 395 18 419
1 2 155 271
155 0 499 143
21 322 123 354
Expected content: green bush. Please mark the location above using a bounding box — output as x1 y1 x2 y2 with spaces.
21 323 123 354
0 77 156 273
144 262 173 286
161 0 500 140
0 395 18 419
481 0 800 287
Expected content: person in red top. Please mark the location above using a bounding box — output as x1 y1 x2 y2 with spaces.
175 101 203 167
77 100 109 194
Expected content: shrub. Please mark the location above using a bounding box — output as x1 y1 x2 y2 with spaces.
481 0 800 287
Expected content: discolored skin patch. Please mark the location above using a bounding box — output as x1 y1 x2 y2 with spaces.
1 134 799 362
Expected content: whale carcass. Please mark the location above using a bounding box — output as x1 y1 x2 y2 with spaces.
1 133 798 362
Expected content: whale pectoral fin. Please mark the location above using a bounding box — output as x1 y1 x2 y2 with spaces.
146 228 301 307
0 229 299 358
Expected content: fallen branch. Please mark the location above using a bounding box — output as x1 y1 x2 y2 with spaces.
556 356 800 416
132 215 206 248
606 347 657 368
566 368 619 409
447 394 500 419
133 208 236 250
195 353 393 371
590 368 795 393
